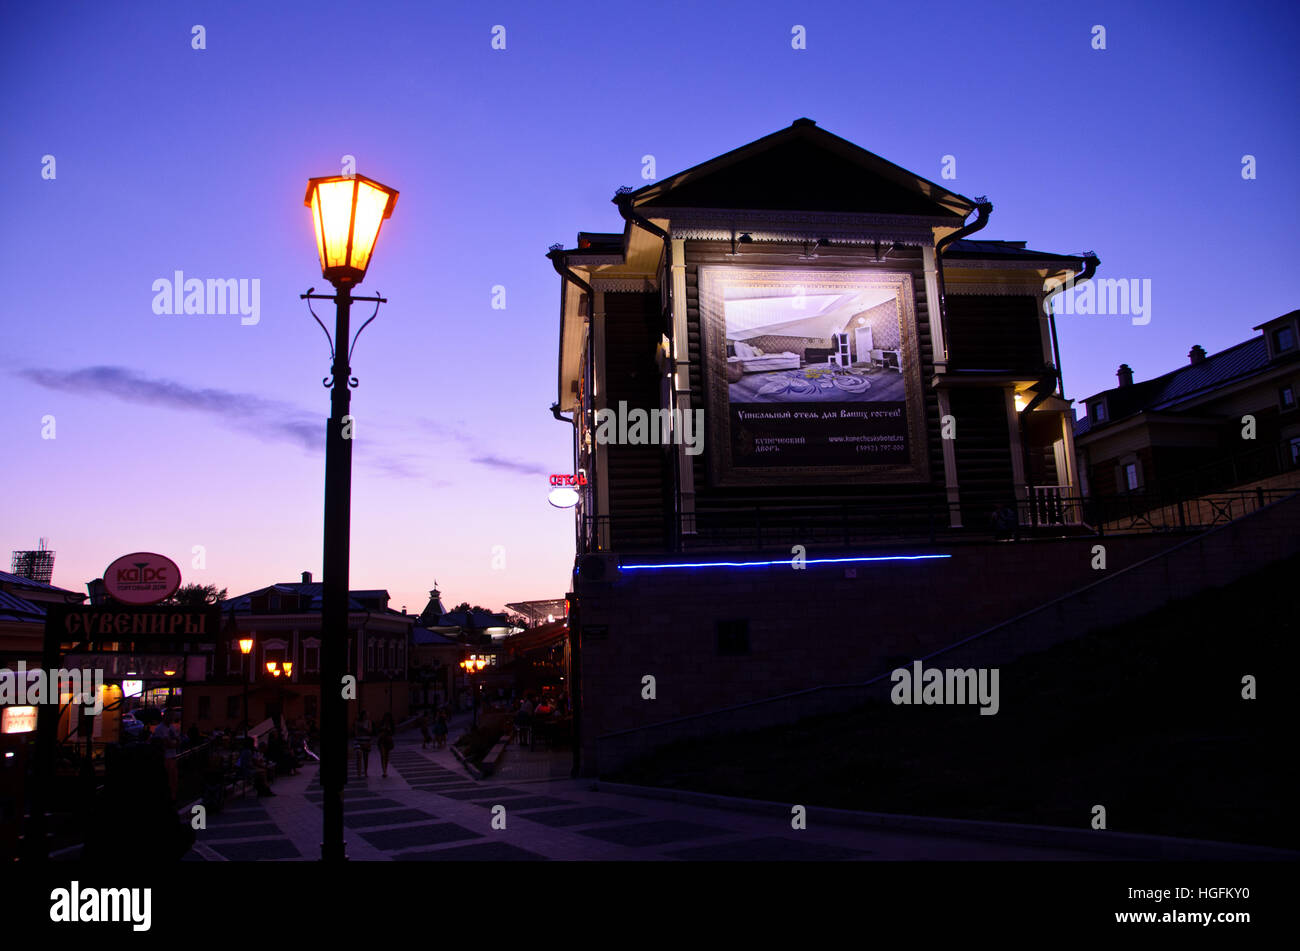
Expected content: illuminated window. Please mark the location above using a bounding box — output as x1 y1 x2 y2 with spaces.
1280 385 1296 411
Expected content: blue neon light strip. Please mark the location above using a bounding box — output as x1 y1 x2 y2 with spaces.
619 554 952 570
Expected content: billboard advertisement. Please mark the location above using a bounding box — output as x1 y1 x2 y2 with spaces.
699 266 929 484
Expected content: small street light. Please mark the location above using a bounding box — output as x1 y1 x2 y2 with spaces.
302 170 399 864
238 634 255 740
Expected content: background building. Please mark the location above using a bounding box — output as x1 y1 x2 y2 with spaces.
1075 310 1300 499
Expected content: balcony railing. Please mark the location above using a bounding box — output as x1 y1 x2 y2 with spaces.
577 484 1299 554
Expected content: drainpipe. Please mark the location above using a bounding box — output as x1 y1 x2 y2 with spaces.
1041 253 1099 402
614 190 679 550
1020 253 1099 506
933 198 993 365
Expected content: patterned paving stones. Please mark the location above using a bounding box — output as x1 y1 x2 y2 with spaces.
359 822 481 851
209 839 304 861
184 730 1116 862
393 841 547 862
345 808 438 829
576 820 732 847
466 795 573 811
517 806 642 828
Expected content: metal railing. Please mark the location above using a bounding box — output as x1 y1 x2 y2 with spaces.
578 483 1299 554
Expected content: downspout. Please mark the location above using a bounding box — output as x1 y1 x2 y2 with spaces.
548 245 595 535
1020 253 1099 509
1040 252 1099 404
614 190 679 551
547 247 593 779
933 198 993 366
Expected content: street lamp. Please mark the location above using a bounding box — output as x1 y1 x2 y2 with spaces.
238 635 254 740
303 170 399 864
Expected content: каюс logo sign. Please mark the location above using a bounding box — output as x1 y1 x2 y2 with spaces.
104 552 181 605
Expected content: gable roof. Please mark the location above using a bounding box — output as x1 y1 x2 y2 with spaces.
945 238 1085 265
0 588 49 622
225 582 394 615
628 118 976 220
412 626 458 646
1075 337 1274 437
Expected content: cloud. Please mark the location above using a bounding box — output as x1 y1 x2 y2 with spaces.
470 455 548 476
18 365 323 451
16 365 552 481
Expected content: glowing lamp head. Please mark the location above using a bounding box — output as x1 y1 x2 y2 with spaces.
239 637 254 655
282 661 293 677
304 174 399 287
266 661 279 676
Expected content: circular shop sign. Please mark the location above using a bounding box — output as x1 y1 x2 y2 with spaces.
548 487 580 508
104 552 182 605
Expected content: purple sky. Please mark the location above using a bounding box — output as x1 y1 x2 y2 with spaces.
3 0 1297 612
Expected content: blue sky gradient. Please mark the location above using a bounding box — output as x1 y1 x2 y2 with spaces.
2 0 1297 611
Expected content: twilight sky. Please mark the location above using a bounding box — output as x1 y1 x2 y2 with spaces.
2 0 1297 612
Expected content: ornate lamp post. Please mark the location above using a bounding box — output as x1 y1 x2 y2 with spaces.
302 172 398 863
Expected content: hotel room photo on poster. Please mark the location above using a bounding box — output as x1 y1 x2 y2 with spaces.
700 266 929 484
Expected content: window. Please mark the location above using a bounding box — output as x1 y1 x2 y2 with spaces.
1291 437 1300 469
1275 325 1297 353
1090 401 1107 423
716 619 750 656
226 696 241 721
304 644 320 672
1125 463 1140 492
1280 385 1296 411
198 695 211 721
269 594 281 612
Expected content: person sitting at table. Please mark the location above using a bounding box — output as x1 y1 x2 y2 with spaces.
237 739 275 797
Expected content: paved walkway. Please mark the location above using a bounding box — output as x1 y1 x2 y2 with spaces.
187 731 1110 861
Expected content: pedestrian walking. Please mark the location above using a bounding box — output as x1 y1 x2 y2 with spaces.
433 711 448 750
354 710 373 778
419 713 432 749
377 713 395 777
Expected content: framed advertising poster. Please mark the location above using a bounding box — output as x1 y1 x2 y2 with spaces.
699 266 930 485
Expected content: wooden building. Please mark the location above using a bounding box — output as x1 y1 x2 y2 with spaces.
550 119 1096 556
548 120 1117 774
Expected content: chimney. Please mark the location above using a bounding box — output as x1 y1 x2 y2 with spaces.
301 571 312 584
1116 364 1134 387
1188 345 1207 365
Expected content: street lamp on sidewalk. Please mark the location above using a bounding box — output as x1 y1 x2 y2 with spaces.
302 172 399 863
238 635 254 739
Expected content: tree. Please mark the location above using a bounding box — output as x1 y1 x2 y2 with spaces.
450 601 492 614
165 583 227 607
